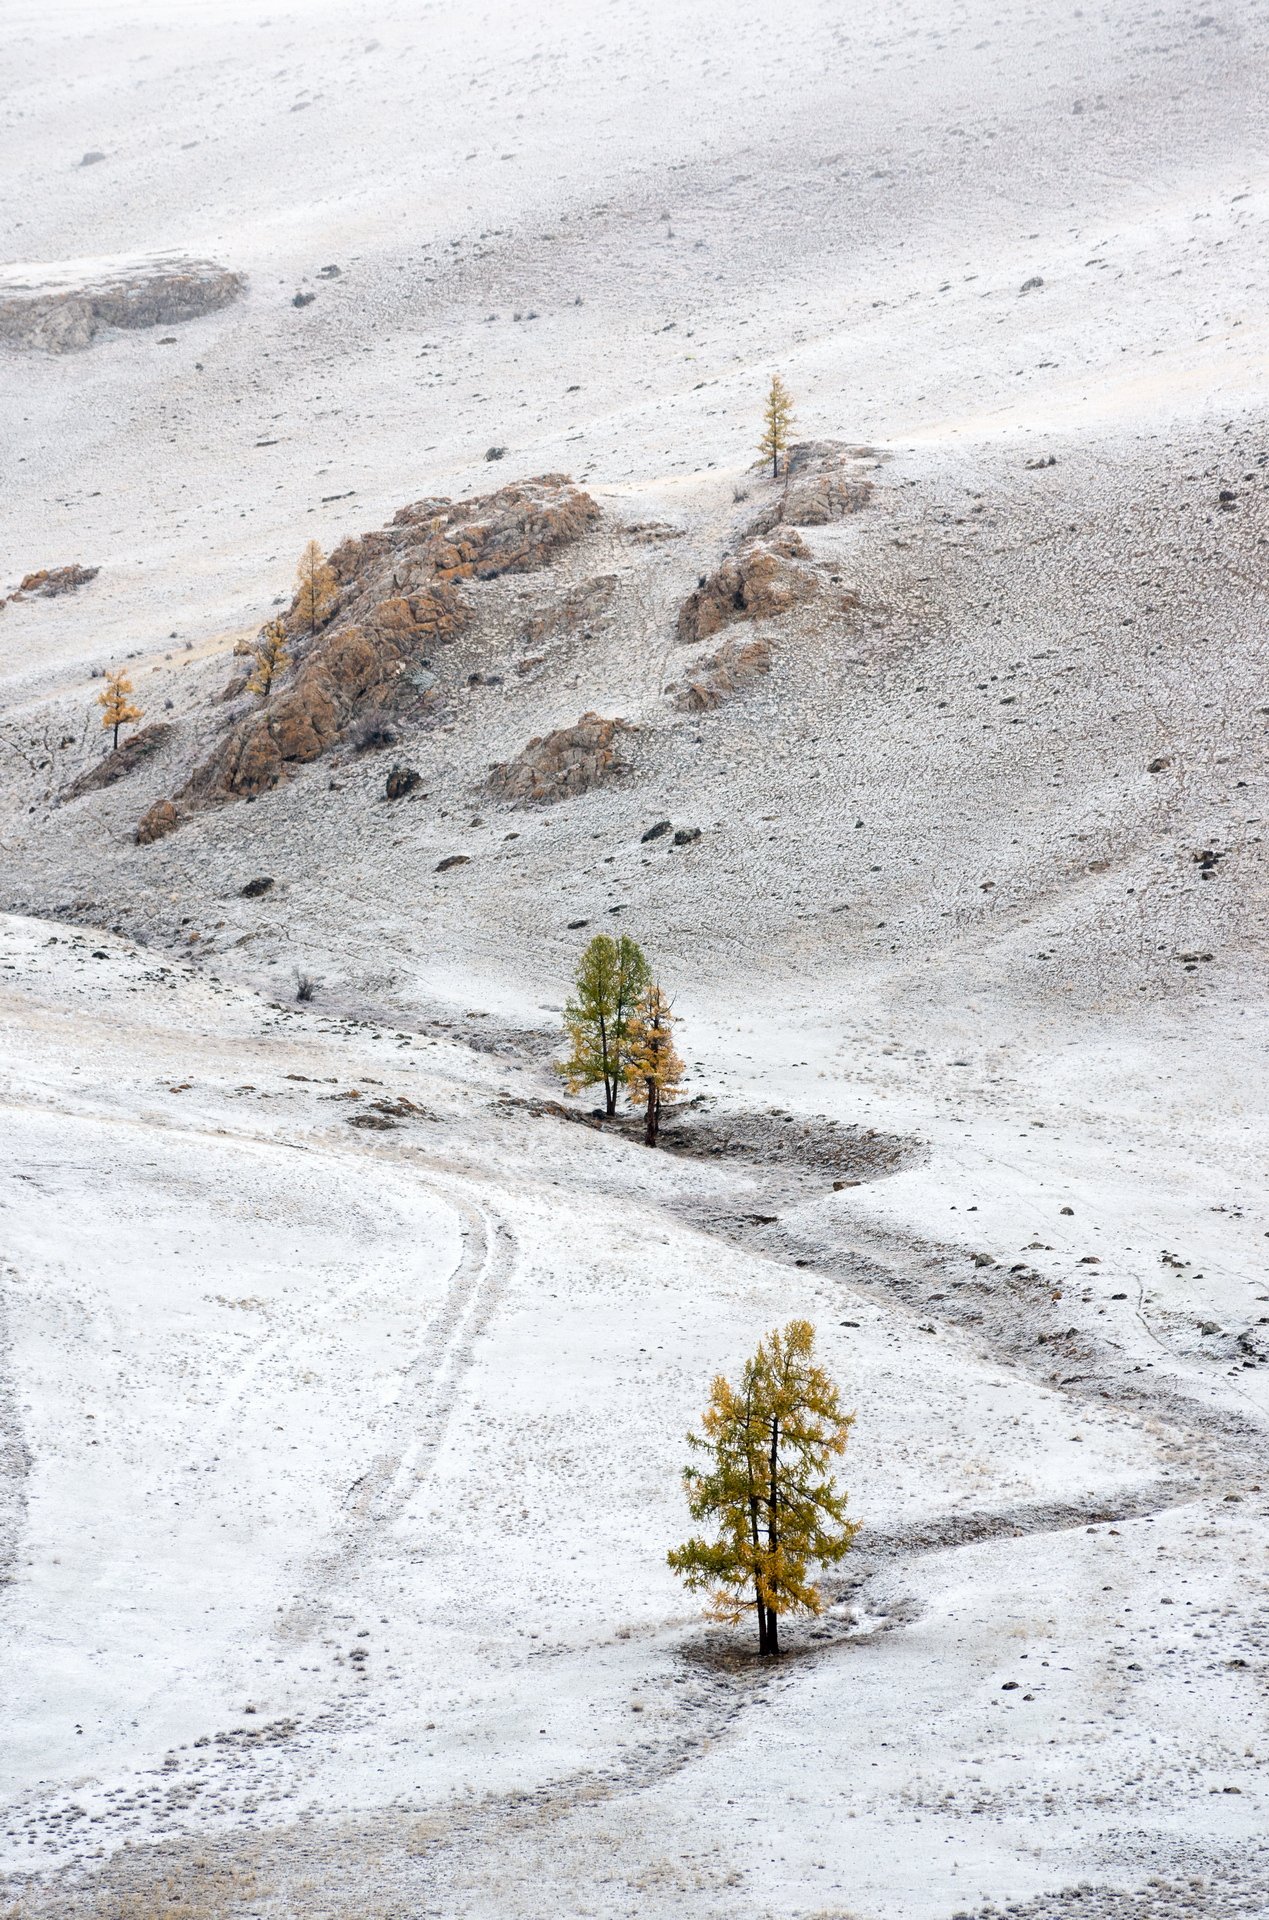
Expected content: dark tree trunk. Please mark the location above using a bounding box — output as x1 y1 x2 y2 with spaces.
112 721 120 749
764 1416 781 1657
750 1495 767 1654
644 1078 659 1146
598 1013 616 1114
772 450 779 478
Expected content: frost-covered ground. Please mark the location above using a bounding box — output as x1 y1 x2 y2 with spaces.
2 0 1269 1916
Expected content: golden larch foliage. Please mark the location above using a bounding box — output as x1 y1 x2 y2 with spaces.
558 932 652 1116
293 538 338 636
667 1318 857 1655
622 981 683 1146
97 669 143 750
758 372 795 478
246 616 290 698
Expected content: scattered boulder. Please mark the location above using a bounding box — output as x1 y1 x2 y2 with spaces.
61 722 174 799
669 636 772 711
436 853 470 872
485 445 507 461
672 826 701 846
240 875 275 898
385 764 422 800
488 712 637 806
0 258 244 353
78 151 106 168
292 291 316 308
134 798 181 845
642 820 672 842
5 562 98 604
1020 275 1045 293
676 529 843 646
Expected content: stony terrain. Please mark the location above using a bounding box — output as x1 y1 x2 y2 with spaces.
1 0 1267 1917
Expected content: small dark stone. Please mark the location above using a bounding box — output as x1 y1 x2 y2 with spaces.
1147 756 1171 773
1001 1680 1020 1691
240 876 275 898
79 150 106 167
436 854 470 872
672 826 701 846
384 764 421 800
642 820 672 842
317 264 342 278
1020 275 1044 292
485 445 507 461
567 918 589 929
292 291 316 308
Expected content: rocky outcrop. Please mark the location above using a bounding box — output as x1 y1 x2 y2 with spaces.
676 528 830 646
134 799 181 845
668 638 772 711
488 713 637 805
746 441 877 534
141 475 599 829
4 563 98 603
62 723 174 800
0 259 244 353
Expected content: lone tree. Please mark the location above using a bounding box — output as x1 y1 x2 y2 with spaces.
623 981 683 1147
247 617 290 699
559 933 650 1116
294 539 338 637
758 372 795 479
668 1319 857 1656
97 670 142 751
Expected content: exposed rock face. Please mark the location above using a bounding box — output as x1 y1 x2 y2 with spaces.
488 712 637 805
5 563 98 603
134 799 181 845
676 528 826 645
62 723 174 800
669 637 772 711
746 441 876 534
0 259 244 353
148 475 599 825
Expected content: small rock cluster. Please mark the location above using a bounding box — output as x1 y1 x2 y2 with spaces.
487 712 637 805
0 259 243 353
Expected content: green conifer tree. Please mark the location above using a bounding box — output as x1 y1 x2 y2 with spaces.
558 933 651 1116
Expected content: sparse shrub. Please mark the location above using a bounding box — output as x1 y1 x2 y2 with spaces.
350 710 399 753
294 971 320 1003
246 617 290 699
732 484 750 504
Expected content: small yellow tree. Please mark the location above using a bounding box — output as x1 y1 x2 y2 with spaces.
97 670 142 751
668 1320 857 1656
758 373 795 479
246 618 290 698
294 539 338 637
622 981 683 1147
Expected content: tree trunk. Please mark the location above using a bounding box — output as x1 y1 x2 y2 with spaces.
764 1416 780 1657
112 720 120 749
772 449 779 479
598 1014 616 1114
749 1495 767 1654
644 1078 659 1147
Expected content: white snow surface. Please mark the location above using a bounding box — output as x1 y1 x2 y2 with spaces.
2 0 1269 1916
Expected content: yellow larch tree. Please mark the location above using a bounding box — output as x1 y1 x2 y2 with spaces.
758 372 795 479
246 617 290 699
622 981 683 1147
668 1320 857 1656
558 933 652 1116
294 539 338 637
97 670 143 751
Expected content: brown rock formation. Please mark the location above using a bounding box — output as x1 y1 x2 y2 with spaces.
488 712 637 805
5 563 98 603
62 723 174 800
142 474 600 829
745 441 876 534
0 260 244 353
669 638 772 712
135 799 181 845
675 528 824 646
